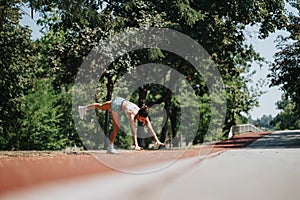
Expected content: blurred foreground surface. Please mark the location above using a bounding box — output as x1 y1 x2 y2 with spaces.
1 131 299 200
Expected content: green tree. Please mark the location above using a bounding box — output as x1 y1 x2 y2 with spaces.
249 114 274 130
20 79 68 150
269 0 300 116
183 0 286 135
271 96 300 130
25 0 292 149
0 0 37 150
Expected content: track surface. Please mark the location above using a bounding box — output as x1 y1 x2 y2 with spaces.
142 130 300 200
0 131 270 195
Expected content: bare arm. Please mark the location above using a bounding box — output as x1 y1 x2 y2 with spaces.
129 118 138 146
145 118 164 145
127 113 141 150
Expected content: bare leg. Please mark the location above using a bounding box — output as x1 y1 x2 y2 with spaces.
86 101 112 111
109 111 120 144
79 101 112 119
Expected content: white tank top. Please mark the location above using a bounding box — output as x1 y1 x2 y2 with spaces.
123 101 139 116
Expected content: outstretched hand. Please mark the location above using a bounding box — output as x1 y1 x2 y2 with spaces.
155 141 165 146
134 145 143 151
156 141 166 150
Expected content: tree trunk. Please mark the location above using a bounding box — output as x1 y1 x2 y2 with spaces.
170 105 179 147
137 86 147 148
160 100 170 143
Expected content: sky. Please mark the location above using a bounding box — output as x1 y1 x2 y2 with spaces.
244 29 287 119
244 3 298 119
20 6 43 40
20 5 293 120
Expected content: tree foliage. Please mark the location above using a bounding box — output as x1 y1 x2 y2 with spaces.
271 96 300 130
20 79 65 150
0 0 295 150
249 114 274 130
0 0 37 150
269 1 300 115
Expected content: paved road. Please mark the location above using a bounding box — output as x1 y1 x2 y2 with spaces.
247 130 300 149
143 130 300 200
2 130 300 200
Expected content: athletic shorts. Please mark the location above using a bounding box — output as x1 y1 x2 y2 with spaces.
111 97 126 113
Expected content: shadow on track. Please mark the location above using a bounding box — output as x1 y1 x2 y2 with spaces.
246 130 300 149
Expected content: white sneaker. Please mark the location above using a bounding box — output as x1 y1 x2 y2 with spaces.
78 106 87 119
107 147 119 154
